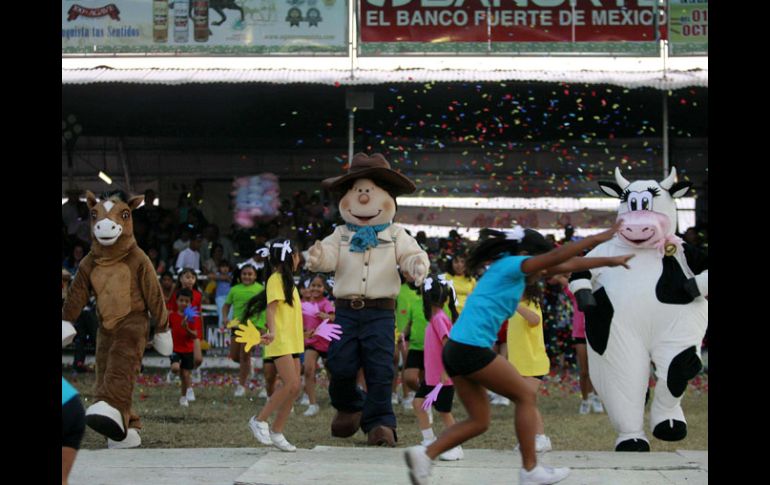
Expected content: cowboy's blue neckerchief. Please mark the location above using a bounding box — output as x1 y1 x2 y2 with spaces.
346 222 392 252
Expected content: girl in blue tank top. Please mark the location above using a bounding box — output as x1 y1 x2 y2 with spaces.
405 222 633 485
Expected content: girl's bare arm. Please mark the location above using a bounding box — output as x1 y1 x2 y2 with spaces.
516 305 541 326
521 221 621 275
544 254 634 278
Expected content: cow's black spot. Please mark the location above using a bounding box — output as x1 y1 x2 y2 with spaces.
585 287 613 355
667 346 702 398
656 256 695 304
615 439 650 452
653 419 688 441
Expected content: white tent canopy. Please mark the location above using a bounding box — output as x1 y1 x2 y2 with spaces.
62 56 707 89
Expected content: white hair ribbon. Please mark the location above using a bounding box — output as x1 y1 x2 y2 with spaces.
238 260 263 271
502 225 526 242
326 277 335 288
437 274 458 305
273 240 293 261
255 247 269 258
423 277 434 292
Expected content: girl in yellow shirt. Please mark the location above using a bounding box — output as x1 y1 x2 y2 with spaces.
443 253 476 314
245 238 304 452
506 282 553 453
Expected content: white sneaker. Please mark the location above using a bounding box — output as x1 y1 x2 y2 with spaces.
392 392 400 405
248 416 272 445
492 395 511 406
270 432 297 452
514 435 552 453
107 428 142 449
303 404 320 417
192 368 202 383
403 392 415 411
590 394 605 413
579 400 591 415
299 393 310 406
186 388 196 402
519 464 570 485
234 385 246 397
535 434 552 453
179 396 189 407
439 445 464 461
258 388 268 399
405 445 432 485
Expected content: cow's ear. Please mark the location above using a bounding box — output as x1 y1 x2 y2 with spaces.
128 195 145 210
85 191 98 209
598 181 622 198
669 181 692 198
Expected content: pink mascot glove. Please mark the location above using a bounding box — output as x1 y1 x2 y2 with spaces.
422 383 444 410
313 319 342 342
302 301 320 318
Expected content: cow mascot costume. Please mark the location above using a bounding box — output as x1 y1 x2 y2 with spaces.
308 153 429 446
62 190 171 449
569 167 708 451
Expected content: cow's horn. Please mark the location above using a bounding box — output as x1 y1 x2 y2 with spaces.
614 167 630 189
660 167 677 190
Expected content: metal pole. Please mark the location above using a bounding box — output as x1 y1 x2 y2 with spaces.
67 148 75 190
348 109 355 162
662 90 669 179
117 137 133 193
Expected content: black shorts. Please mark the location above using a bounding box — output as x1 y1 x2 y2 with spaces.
415 383 455 413
573 337 587 345
62 397 86 450
306 347 328 360
405 350 425 370
442 339 497 377
263 353 302 364
170 352 194 370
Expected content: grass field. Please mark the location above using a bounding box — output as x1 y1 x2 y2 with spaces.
67 367 707 451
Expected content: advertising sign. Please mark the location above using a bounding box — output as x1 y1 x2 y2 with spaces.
62 0 348 55
668 0 707 56
359 0 663 55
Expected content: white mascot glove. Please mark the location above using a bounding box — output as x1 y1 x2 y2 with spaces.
152 330 173 357
62 320 77 348
410 258 428 288
308 240 323 271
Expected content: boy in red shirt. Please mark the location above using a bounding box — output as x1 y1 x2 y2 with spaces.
170 288 201 407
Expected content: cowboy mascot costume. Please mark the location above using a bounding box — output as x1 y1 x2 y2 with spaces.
308 153 429 446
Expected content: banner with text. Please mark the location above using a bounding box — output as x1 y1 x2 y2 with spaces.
359 0 663 55
668 0 707 56
62 0 348 55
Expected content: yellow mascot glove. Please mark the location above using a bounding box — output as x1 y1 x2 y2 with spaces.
226 318 241 329
234 322 262 352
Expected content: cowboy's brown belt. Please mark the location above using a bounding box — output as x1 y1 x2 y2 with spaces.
336 298 396 311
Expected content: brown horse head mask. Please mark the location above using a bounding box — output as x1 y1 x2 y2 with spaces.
85 190 143 258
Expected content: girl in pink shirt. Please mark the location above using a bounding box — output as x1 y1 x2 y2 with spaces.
565 282 604 415
301 274 335 417
412 274 464 461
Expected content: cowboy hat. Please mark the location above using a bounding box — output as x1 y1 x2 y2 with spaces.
322 153 416 196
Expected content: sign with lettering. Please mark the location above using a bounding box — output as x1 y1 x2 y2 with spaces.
668 0 707 56
62 0 348 55
359 0 664 55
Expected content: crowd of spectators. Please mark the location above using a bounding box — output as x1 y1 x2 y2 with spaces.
62 182 708 371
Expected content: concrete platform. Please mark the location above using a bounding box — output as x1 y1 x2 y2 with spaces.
69 446 707 485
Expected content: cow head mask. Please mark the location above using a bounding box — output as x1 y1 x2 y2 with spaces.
598 167 692 251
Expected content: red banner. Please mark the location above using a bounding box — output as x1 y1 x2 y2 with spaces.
360 0 664 43
67 4 121 22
